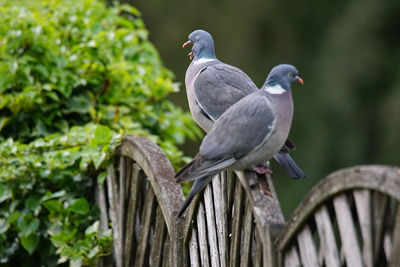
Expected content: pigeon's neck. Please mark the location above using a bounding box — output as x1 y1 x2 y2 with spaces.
193 57 217 65
263 83 288 95
193 47 217 61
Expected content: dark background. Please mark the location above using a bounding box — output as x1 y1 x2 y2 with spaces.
125 0 400 217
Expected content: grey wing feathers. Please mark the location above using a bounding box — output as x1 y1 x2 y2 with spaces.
175 153 236 183
200 91 275 160
194 63 258 121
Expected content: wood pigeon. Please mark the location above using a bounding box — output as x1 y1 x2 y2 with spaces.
176 64 303 216
182 29 305 179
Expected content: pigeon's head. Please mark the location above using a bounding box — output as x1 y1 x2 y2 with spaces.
264 64 303 91
183 30 216 61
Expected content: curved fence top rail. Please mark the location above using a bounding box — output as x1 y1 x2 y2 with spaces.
118 136 185 232
276 165 400 251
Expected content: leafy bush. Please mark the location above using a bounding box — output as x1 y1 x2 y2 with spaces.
0 0 200 265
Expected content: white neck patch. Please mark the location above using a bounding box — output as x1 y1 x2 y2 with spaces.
264 84 285 94
193 58 216 65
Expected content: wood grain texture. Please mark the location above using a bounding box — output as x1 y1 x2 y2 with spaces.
189 226 201 267
134 186 156 267
213 174 228 267
149 206 167 267
353 189 373 267
203 183 220 267
229 179 245 267
106 165 122 267
297 225 320 267
389 204 400 267
283 245 301 267
240 199 253 267
118 136 185 267
314 205 340 267
372 191 389 264
196 202 210 267
333 194 363 267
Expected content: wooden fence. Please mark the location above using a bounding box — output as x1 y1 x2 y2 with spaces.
95 136 400 267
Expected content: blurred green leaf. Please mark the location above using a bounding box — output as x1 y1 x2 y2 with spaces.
97 171 107 186
17 214 39 236
20 233 39 255
44 200 63 214
0 184 11 203
68 198 89 215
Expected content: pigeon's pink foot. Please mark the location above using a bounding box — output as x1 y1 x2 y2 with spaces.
252 164 273 175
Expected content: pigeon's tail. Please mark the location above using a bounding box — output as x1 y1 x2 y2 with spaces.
273 152 306 179
175 153 204 183
175 153 235 183
178 175 213 217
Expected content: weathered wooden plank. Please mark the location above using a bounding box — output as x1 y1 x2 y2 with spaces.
240 199 253 267
106 164 123 267
277 165 400 251
259 224 277 267
314 205 340 267
389 203 400 267
119 136 184 232
284 245 301 267
235 170 284 267
189 226 201 267
235 171 284 238
119 136 186 267
162 237 170 267
372 191 389 263
95 181 113 267
213 173 228 267
384 232 392 263
124 157 133 201
333 194 363 267
226 170 235 217
134 186 156 267
119 156 126 237
183 192 202 245
297 225 320 267
230 179 244 267
254 230 263 267
96 181 109 231
124 163 142 267
118 156 126 267
149 206 167 267
203 182 221 267
353 189 373 267
197 202 211 267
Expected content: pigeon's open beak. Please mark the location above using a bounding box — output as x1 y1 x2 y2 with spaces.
188 51 194 60
183 40 194 60
295 76 304 85
182 40 193 48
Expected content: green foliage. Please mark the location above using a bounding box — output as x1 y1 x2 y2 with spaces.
0 0 200 265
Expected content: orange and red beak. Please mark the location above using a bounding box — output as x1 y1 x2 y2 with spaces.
296 76 304 85
182 40 194 60
182 40 193 48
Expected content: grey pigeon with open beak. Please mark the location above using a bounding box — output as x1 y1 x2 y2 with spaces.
182 29 305 179
176 64 303 216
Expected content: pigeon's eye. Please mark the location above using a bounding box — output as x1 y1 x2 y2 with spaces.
288 72 293 77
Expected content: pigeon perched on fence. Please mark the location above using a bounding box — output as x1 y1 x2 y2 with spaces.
182 29 305 179
176 64 303 216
